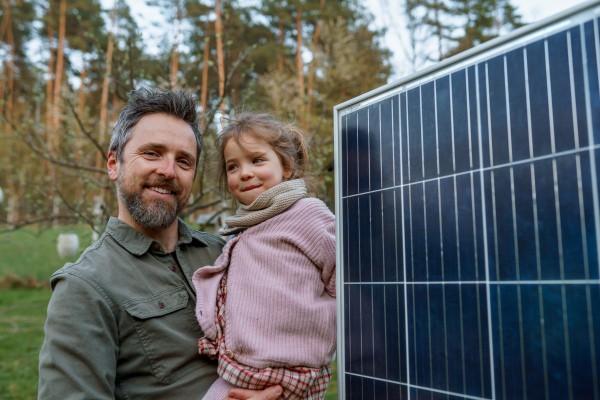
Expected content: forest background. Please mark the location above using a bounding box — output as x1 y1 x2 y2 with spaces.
0 0 527 237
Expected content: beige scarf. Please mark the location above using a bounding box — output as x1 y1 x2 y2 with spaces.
219 179 307 236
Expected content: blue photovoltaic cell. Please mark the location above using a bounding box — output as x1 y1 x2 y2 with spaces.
380 96 398 189
506 47 531 162
338 5 600 400
436 76 453 177
422 82 437 180
451 70 471 174
584 21 600 144
369 103 382 191
571 26 590 149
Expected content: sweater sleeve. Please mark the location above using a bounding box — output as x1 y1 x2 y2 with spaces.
297 199 336 298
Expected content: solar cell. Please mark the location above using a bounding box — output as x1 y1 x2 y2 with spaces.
334 1 600 399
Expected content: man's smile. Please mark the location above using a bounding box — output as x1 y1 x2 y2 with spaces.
147 186 175 195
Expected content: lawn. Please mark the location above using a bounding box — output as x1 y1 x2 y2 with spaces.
0 227 339 399
0 226 92 284
0 289 52 400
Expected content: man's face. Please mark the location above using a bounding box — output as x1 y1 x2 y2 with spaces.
107 113 198 231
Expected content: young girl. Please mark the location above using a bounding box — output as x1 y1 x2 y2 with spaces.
192 113 336 400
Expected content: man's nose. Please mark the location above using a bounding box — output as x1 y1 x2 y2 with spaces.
156 157 176 178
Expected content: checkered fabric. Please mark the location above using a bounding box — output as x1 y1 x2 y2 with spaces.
198 273 332 400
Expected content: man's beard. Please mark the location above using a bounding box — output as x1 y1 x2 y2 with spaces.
117 172 187 230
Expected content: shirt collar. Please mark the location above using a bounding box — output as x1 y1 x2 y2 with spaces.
105 217 209 256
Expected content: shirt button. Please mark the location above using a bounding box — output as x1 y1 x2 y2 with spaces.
158 302 165 309
226 350 234 358
153 244 160 251
224 287 227 295
170 265 176 272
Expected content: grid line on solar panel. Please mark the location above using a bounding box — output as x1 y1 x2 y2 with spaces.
346 372 492 400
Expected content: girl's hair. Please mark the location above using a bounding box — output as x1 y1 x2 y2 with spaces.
215 112 314 199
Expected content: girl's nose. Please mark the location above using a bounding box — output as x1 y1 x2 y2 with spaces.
240 164 254 180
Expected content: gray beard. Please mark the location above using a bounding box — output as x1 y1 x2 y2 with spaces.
119 188 180 230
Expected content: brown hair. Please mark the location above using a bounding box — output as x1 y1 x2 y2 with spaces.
215 112 314 199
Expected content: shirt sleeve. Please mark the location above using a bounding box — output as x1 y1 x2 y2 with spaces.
39 272 119 400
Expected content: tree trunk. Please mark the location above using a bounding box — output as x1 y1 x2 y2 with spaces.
277 0 284 71
296 5 305 124
0 6 11 117
201 26 211 118
97 2 117 170
434 0 442 61
52 0 67 139
307 0 325 116
170 1 182 89
76 62 87 164
215 0 226 121
2 7 15 135
46 24 54 147
0 3 9 44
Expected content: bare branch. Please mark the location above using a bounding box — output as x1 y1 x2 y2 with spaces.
0 215 80 233
4 115 106 173
183 197 222 215
64 98 108 161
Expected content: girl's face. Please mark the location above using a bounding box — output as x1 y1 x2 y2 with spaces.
224 134 292 205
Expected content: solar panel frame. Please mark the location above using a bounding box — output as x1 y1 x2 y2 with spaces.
334 1 600 399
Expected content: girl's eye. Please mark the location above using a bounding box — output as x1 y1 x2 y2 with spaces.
253 157 264 164
227 164 238 172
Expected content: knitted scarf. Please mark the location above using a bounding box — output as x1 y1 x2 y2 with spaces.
219 179 307 236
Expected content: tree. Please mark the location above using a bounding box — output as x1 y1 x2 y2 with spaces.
0 0 392 232
416 0 523 60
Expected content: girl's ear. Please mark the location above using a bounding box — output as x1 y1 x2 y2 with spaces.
283 167 292 180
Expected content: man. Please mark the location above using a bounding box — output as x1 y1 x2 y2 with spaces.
39 89 282 400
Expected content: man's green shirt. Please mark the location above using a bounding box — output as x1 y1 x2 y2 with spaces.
39 217 225 399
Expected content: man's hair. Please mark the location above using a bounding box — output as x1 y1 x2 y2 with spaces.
108 88 202 167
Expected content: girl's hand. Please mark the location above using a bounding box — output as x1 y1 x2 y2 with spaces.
224 385 283 400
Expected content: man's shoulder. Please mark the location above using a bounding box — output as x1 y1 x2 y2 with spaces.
51 232 122 279
187 228 226 248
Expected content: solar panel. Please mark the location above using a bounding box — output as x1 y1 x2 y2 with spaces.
333 1 600 399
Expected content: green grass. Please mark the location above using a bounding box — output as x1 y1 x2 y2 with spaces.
0 289 52 400
325 358 338 399
0 225 91 283
0 226 339 398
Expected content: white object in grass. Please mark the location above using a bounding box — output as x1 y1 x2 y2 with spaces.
57 233 79 259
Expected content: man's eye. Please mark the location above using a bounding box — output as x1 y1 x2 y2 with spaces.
178 159 192 167
144 151 158 157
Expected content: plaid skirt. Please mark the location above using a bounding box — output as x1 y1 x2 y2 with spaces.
198 272 332 400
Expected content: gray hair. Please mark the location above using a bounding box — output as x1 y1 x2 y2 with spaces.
108 88 202 167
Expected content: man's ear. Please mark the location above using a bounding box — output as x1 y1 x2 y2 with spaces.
107 151 119 182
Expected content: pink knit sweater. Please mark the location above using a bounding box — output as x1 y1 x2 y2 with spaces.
192 198 336 369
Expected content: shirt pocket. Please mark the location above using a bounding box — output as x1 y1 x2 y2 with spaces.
123 286 201 385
